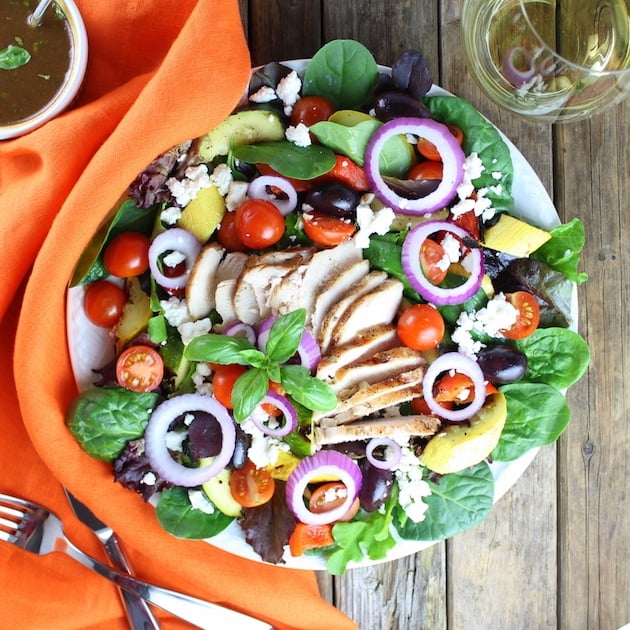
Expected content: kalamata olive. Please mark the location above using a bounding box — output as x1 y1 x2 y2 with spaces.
476 344 528 384
304 183 360 219
374 90 431 122
229 423 251 470
359 459 394 512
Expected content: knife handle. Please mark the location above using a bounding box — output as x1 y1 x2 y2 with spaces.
104 533 161 630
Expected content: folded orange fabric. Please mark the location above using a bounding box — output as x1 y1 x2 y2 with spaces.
0 1 358 628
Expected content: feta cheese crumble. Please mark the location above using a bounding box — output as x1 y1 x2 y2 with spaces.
395 447 432 523
166 164 212 207
241 414 290 469
285 122 312 147
450 152 498 222
275 70 302 115
353 196 396 248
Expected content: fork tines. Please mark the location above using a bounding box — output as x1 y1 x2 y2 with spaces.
0 497 24 541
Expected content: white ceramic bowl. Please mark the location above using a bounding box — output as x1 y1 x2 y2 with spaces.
0 0 88 140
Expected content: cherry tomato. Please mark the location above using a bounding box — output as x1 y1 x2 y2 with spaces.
302 211 356 247
397 304 445 351
217 211 247 252
308 481 349 514
501 291 541 340
229 460 275 508
290 95 336 127
421 238 449 285
234 199 285 249
417 124 464 161
83 280 127 327
433 373 497 404
212 364 248 409
103 232 150 278
288 523 334 557
408 160 443 181
116 345 164 392
262 381 285 417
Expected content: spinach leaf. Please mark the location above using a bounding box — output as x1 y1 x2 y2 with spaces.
491 383 570 462
395 462 494 541
66 387 160 462
0 45 31 70
156 487 233 539
424 95 514 213
232 141 336 180
302 39 379 110
517 327 590 389
532 218 588 284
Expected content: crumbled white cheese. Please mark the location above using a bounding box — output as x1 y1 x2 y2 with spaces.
165 430 186 452
395 447 432 523
160 205 182 226
437 232 462 271
249 85 277 103
162 249 186 268
141 472 157 486
275 70 302 115
241 416 290 469
192 362 214 396
166 164 212 207
450 152 498 222
179 318 212 345
225 180 249 212
188 489 215 514
160 296 191 328
285 123 312 147
353 204 396 249
210 163 233 196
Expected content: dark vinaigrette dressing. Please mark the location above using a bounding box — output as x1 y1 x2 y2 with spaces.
1 1 73 124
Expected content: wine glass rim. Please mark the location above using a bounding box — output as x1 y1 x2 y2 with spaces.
517 0 630 77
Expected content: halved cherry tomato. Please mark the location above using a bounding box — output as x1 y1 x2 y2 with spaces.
217 211 247 252
417 124 464 161
501 291 541 340
302 211 356 246
211 364 248 409
408 160 443 181
262 381 285 417
317 154 370 191
116 345 164 392
433 372 497 405
308 481 349 514
234 199 285 250
290 95 336 127
103 232 150 278
83 279 127 327
289 523 335 557
420 237 449 285
229 460 275 508
397 304 445 351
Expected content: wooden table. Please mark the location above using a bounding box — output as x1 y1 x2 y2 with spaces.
239 2 629 628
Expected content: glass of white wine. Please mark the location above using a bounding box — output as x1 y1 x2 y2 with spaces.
461 0 630 122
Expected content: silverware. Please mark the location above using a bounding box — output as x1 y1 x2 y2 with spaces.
63 488 161 630
0 493 273 630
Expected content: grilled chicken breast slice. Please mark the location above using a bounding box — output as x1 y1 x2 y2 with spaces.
185 242 225 320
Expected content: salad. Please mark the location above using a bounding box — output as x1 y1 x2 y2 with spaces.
66 40 590 574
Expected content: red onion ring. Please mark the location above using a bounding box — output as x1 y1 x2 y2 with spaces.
365 437 402 470
502 47 536 87
247 175 298 216
145 393 235 486
401 220 484 305
285 450 362 525
257 315 321 372
223 321 257 345
249 391 298 437
148 228 202 290
364 117 465 215
422 352 487 422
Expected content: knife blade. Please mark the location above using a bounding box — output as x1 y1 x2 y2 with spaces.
64 488 161 630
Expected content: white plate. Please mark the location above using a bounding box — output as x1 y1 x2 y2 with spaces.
67 60 568 570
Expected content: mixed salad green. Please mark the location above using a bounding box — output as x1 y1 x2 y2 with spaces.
66 40 589 573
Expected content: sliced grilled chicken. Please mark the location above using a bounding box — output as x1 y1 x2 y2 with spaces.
328 346 426 396
317 270 388 352
185 242 225 319
330 277 403 348
214 252 248 326
310 259 370 338
314 414 440 445
316 324 399 383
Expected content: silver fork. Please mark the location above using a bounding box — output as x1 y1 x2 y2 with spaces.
0 493 272 630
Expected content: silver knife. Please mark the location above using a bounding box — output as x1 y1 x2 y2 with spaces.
64 488 161 630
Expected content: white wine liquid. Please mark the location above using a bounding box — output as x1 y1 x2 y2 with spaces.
461 0 630 121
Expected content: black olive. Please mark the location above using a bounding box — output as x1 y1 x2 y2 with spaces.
229 424 251 470
358 459 394 512
476 344 528 384
304 182 360 219
373 90 431 122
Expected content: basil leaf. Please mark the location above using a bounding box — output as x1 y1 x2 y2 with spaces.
232 367 269 422
303 39 379 109
237 348 269 369
232 141 336 180
395 462 494 541
491 383 570 462
0 45 31 70
184 334 257 365
156 487 233 539
265 309 307 364
280 365 337 412
517 327 590 389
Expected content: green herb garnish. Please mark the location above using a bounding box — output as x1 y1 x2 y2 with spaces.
0 45 31 70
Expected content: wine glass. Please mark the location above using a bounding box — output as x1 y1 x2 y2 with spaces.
461 0 630 123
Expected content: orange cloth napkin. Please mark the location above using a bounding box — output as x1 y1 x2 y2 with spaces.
0 1 358 628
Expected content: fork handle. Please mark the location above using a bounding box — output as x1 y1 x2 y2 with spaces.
63 542 272 630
